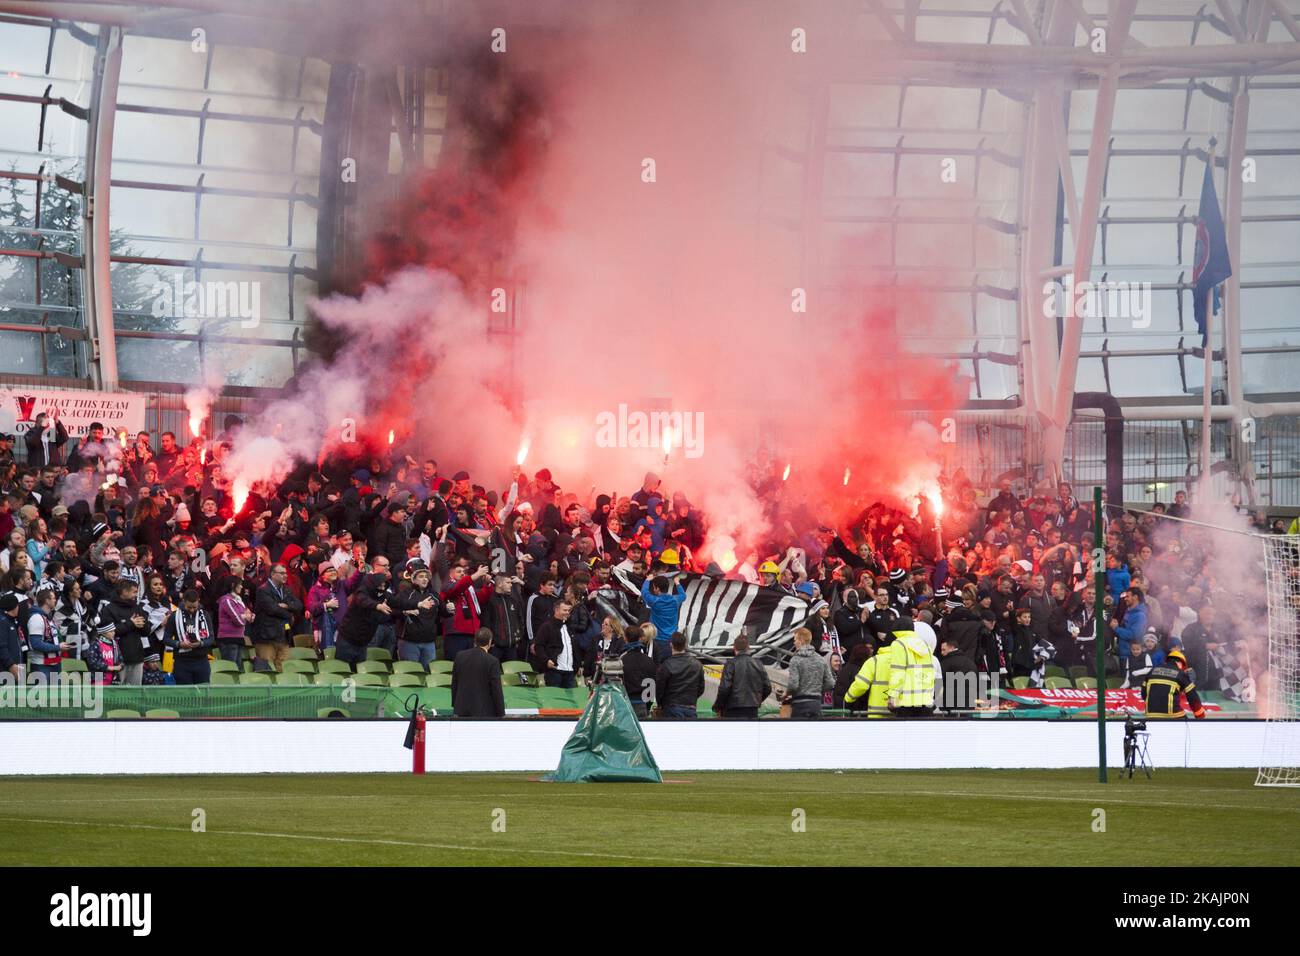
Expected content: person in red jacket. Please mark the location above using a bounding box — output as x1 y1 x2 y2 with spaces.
440 563 494 660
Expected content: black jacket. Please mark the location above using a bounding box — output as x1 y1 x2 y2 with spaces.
396 582 439 644
833 605 865 655
939 615 983 660
488 591 525 652
369 516 409 572
163 606 215 660
338 574 393 647
103 596 157 664
251 581 303 644
0 612 22 670
536 618 576 672
25 419 68 467
451 647 506 717
620 643 658 705
714 652 772 713
655 652 704 709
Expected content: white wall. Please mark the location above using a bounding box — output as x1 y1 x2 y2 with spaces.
0 719 1269 775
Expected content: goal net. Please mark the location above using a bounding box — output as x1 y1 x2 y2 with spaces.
1257 535 1300 787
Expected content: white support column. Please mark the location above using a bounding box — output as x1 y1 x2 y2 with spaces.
82 24 123 389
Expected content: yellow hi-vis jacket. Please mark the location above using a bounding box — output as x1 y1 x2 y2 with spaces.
887 630 936 709
844 653 892 717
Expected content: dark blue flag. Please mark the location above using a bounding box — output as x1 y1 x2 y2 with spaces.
1193 161 1232 345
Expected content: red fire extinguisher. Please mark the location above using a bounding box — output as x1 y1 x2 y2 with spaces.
403 695 426 775
412 708 426 775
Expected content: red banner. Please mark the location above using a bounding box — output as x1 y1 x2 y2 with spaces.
1004 687 1223 713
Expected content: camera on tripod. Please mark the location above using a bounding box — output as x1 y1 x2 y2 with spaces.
1123 715 1152 778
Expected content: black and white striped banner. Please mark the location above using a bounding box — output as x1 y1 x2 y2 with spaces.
601 568 812 653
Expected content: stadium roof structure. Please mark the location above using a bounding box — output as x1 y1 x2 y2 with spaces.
0 0 1298 501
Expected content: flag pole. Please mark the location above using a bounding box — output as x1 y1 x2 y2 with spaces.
1198 139 1217 502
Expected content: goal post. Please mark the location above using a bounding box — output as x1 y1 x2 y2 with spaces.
1257 535 1300 787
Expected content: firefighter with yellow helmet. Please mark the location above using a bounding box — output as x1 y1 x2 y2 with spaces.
758 560 781 590
1141 646 1207 719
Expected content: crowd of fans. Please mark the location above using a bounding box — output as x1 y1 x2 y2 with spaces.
0 411 1289 716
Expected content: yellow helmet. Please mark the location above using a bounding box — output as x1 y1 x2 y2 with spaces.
1166 647 1187 667
659 549 680 566
759 561 780 575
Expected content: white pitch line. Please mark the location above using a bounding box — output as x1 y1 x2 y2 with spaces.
699 786 1300 812
5 817 759 867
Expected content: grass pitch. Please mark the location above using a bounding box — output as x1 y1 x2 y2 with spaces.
1 769 1295 866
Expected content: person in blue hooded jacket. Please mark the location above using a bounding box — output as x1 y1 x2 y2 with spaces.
641 572 686 662
633 496 669 556
1110 589 1148 660
1105 553 1131 598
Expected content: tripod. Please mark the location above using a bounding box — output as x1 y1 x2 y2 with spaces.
1123 727 1153 779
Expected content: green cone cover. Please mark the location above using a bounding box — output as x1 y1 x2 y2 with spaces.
542 682 662 783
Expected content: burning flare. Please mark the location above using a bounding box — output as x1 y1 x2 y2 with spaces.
515 439 529 467
782 463 791 482
843 466 851 486
232 478 249 515
189 415 201 438
387 429 395 446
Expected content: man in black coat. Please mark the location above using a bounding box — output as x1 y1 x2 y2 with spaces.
369 500 411 573
937 637 980 710
487 575 525 663
336 572 393 668
251 564 303 671
712 634 772 718
655 632 704 718
451 628 506 717
619 625 658 719
536 599 578 688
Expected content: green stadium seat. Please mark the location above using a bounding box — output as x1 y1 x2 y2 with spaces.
503 687 539 710
323 647 336 659
210 672 236 685
357 660 389 675
1044 677 1074 690
210 659 239 674
287 647 319 661
1105 676 1125 689
276 673 309 686
282 659 316 675
318 707 350 718
428 660 454 674
292 633 316 649
239 672 273 686
145 708 180 718
1074 676 1098 689
423 688 452 713
391 661 426 675
365 647 393 663
388 673 422 688
60 658 88 673
241 645 255 661
696 696 714 717
1011 676 1031 690
502 661 533 674
425 673 452 687
315 672 346 686
498 670 524 687
241 661 254 673
350 672 384 687
106 709 141 719
1044 665 1068 679
317 659 352 675
1068 665 1089 681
